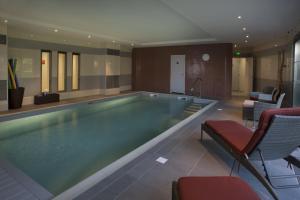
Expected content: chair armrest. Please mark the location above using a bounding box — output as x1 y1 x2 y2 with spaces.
250 92 262 97
258 93 272 101
253 101 277 121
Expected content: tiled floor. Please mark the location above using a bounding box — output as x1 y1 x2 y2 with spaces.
76 97 300 200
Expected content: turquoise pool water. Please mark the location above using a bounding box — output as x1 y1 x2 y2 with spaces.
0 94 197 195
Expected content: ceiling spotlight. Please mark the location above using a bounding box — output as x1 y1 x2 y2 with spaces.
131 43 134 46
234 44 237 48
112 40 116 43
88 34 91 39
242 27 247 31
274 44 278 47
246 35 249 38
237 16 242 19
245 40 248 43
54 29 58 33
4 19 8 23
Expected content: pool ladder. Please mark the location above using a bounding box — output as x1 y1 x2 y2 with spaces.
184 103 202 114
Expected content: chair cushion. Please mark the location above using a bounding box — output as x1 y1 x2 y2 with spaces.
243 100 255 108
178 176 261 200
244 107 300 153
205 120 253 154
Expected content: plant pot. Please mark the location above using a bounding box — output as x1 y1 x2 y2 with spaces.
8 87 25 109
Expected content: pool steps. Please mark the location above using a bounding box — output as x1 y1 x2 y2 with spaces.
184 103 202 113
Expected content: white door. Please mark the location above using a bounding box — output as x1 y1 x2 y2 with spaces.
170 55 185 94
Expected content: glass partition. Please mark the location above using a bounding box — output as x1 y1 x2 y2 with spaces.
294 38 300 106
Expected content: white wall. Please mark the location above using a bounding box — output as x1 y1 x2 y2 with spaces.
6 41 132 107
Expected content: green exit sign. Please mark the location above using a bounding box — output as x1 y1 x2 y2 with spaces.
234 51 241 56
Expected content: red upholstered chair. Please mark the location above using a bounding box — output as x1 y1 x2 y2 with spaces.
172 176 261 200
201 107 300 200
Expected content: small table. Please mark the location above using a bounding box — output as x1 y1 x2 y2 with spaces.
34 93 60 105
242 100 255 126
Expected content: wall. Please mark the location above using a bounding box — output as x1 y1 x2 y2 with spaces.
6 38 132 106
253 44 293 106
0 22 7 111
132 43 232 100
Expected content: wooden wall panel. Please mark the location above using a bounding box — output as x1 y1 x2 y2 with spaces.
132 43 232 99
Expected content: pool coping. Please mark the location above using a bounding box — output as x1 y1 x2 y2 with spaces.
0 92 217 199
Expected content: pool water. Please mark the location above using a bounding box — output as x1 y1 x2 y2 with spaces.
0 94 197 195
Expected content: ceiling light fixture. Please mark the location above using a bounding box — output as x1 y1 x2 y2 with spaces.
234 44 237 48
54 29 58 33
4 19 8 23
237 16 242 19
131 43 134 46
246 35 249 38
88 35 91 39
245 40 248 43
242 27 247 31
112 40 116 43
274 44 278 47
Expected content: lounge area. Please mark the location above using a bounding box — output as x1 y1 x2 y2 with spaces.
0 1 300 200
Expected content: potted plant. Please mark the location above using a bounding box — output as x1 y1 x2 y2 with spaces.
8 58 24 109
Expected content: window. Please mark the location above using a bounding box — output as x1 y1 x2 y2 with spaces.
57 52 67 92
72 53 80 90
41 50 51 92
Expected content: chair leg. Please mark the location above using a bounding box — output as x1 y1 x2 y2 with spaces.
244 120 248 127
172 181 180 200
230 159 236 176
258 150 300 189
238 155 279 200
237 162 241 174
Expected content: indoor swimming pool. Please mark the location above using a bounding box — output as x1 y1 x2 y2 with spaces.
0 93 215 198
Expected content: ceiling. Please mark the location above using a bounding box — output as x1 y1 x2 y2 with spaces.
0 0 300 48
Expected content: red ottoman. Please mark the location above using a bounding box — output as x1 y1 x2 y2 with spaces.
177 176 260 200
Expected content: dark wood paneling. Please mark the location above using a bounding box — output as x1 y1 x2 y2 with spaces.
132 43 233 99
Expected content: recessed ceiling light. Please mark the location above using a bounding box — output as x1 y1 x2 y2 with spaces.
112 40 116 43
88 34 91 39
4 19 8 23
234 44 237 48
237 16 242 19
274 44 278 47
242 27 247 31
245 40 248 43
246 35 249 38
131 43 134 46
54 29 58 33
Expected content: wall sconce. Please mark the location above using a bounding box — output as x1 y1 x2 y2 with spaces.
202 53 210 62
